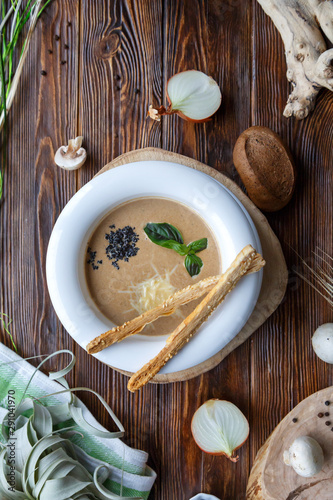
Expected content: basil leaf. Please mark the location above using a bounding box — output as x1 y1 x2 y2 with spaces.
159 240 189 255
144 222 184 244
187 238 208 254
185 254 203 277
145 222 207 275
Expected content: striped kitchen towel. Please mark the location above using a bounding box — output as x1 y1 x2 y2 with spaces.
0 342 156 499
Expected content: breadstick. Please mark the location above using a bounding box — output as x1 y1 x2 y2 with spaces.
128 245 263 392
86 252 265 354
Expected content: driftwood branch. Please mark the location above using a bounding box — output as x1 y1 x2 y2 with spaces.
257 0 333 119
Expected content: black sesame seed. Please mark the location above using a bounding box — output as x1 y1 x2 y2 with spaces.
104 225 140 270
318 412 324 418
331 427 333 431
48 49 53 54
87 247 100 270
134 88 140 94
55 34 60 41
325 421 331 426
61 60 67 65
325 412 330 417
292 418 297 423
64 44 69 49
40 70 47 76
325 401 330 406
67 21 72 27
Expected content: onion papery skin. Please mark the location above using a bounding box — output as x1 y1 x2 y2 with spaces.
168 106 212 123
191 399 249 462
165 70 222 122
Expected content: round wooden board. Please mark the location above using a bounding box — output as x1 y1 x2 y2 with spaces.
94 147 288 383
246 386 333 500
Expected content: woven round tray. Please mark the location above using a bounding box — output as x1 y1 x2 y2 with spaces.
95 147 288 383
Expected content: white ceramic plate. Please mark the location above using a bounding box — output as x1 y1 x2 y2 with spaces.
46 161 263 374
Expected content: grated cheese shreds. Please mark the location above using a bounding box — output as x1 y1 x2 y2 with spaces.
129 274 176 314
117 266 181 317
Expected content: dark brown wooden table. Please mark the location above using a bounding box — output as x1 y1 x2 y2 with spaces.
1 1 332 499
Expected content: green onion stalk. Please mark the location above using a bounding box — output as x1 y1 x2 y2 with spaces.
0 0 52 200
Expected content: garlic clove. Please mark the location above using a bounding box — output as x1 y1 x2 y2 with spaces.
312 323 333 364
148 105 162 121
54 136 87 170
283 436 324 478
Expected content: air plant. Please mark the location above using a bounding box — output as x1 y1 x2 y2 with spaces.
0 0 52 200
293 248 333 307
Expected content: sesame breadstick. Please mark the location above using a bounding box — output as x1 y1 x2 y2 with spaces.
128 245 264 392
86 252 265 354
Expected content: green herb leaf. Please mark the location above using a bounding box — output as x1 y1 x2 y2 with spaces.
185 254 203 277
144 222 184 244
187 238 208 254
158 239 189 255
145 222 208 276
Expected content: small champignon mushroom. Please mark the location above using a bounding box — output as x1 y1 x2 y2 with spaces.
54 136 87 170
283 436 324 478
312 323 333 364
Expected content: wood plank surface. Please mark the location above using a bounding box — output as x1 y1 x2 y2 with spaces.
0 1 332 499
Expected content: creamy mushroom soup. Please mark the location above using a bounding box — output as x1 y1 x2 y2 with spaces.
85 197 222 336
